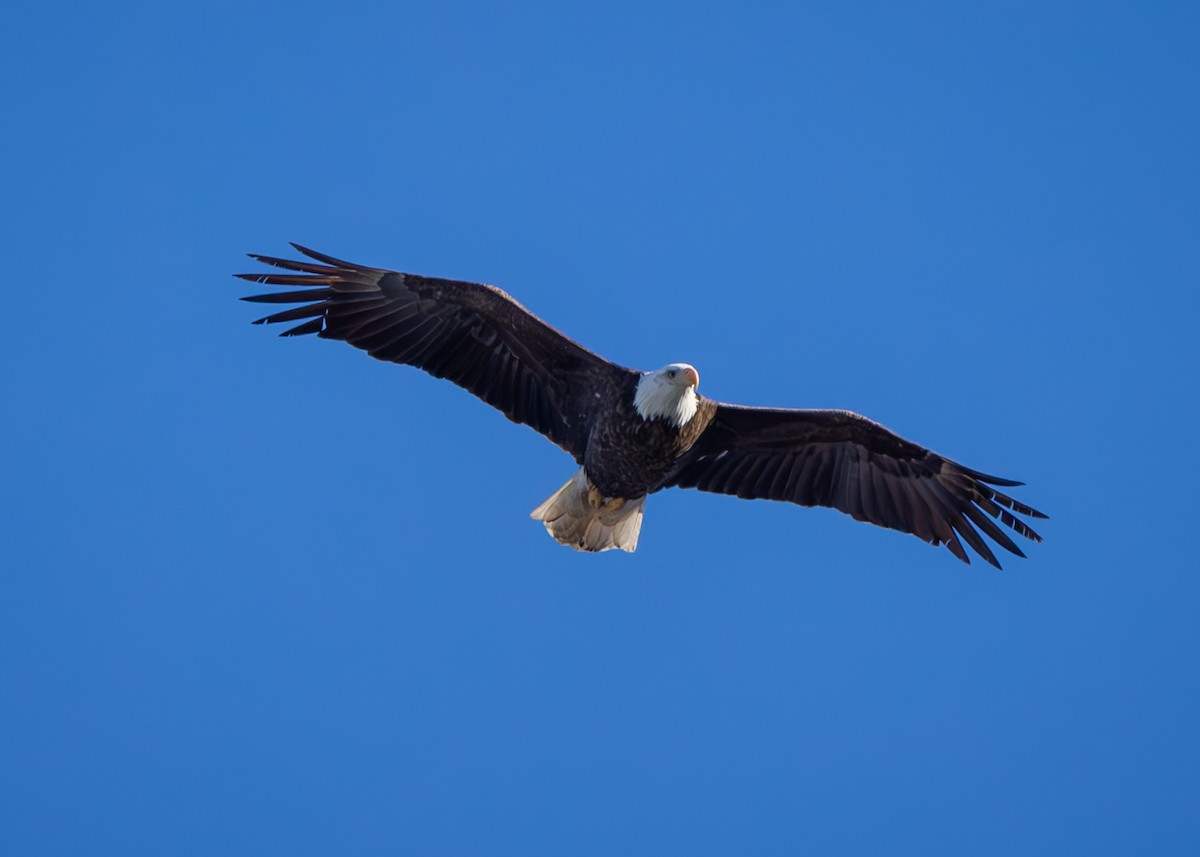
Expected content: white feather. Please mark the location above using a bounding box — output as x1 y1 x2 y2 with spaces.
633 364 699 427
530 469 646 552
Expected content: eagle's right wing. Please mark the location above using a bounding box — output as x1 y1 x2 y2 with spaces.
239 244 636 461
668 404 1046 568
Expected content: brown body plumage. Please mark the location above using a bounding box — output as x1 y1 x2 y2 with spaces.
582 373 716 499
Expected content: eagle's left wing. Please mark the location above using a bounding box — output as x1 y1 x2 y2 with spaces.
666 404 1046 567
238 244 637 461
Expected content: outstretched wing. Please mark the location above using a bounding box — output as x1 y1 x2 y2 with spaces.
667 404 1046 568
238 244 635 460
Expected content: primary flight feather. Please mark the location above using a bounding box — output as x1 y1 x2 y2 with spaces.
239 244 1046 566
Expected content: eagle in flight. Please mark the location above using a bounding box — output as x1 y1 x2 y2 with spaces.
240 245 1045 566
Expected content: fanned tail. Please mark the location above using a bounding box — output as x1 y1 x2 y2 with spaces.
530 470 646 553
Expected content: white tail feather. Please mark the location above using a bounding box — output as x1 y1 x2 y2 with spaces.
530 469 646 553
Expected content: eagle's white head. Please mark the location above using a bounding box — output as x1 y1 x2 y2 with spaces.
634 363 700 427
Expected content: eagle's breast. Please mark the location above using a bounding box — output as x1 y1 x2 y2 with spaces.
583 384 716 498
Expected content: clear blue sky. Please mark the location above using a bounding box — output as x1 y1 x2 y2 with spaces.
3 1 1197 854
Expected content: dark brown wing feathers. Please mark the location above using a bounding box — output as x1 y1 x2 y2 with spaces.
238 244 633 459
669 405 1046 568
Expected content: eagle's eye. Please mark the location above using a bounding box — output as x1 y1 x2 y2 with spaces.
667 370 677 379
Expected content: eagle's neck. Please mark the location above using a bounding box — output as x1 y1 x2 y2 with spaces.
633 375 698 428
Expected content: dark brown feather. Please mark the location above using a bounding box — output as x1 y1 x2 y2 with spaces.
667 404 1046 568
239 245 637 460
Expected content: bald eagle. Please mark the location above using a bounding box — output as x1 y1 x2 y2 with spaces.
240 245 1045 567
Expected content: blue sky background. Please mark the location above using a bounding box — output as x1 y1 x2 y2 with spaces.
3 1 1198 854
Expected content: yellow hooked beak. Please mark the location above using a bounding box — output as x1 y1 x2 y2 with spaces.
682 366 700 388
